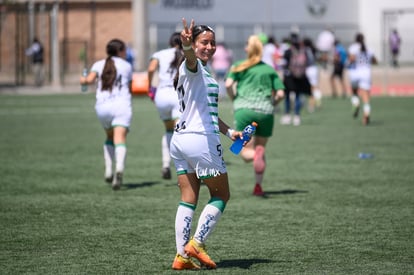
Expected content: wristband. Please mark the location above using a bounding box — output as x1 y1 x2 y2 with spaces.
182 44 192 51
226 128 235 138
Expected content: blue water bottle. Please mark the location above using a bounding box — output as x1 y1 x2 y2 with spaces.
81 68 88 92
230 122 258 155
358 152 373 159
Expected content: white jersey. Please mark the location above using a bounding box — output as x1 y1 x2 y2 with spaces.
151 47 177 89
90 56 132 104
348 43 374 90
348 43 374 70
174 59 220 135
262 43 277 68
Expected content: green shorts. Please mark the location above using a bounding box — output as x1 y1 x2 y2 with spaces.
234 109 274 137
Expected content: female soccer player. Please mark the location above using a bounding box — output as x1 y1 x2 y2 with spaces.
347 33 377 125
147 32 183 179
225 35 284 196
79 39 133 190
170 18 242 270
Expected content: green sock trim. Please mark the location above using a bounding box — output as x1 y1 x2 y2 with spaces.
179 201 196 210
208 197 226 212
115 143 126 147
105 140 114 146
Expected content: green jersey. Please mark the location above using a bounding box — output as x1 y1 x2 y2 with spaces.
227 61 284 114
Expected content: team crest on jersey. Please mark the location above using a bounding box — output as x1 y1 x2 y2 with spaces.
306 0 329 17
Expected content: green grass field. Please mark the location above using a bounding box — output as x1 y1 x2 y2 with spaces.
0 93 413 274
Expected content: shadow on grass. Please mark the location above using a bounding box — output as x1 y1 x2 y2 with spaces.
122 181 161 190
218 258 273 269
257 189 308 198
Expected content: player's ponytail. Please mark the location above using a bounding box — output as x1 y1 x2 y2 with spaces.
231 35 262 73
101 39 125 91
356 33 366 53
169 32 183 78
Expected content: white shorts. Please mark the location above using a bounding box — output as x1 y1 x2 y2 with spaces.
305 65 319 87
154 86 181 121
170 133 227 178
348 68 371 91
95 99 132 130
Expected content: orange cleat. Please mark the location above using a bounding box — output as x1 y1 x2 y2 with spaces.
184 238 217 269
172 254 200 270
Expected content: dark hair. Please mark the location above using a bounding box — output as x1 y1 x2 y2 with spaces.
355 33 366 53
102 39 125 91
169 32 184 77
303 37 316 54
192 25 215 41
169 32 181 48
173 25 215 89
290 32 300 49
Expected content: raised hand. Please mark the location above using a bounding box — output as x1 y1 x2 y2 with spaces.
181 18 194 47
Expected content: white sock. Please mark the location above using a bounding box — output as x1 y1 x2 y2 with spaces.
313 89 322 101
255 174 264 185
115 144 127 173
351 95 360 107
162 133 172 168
193 204 222 244
175 203 195 256
363 103 371 116
103 142 114 178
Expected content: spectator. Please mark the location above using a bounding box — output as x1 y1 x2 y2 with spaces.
211 42 232 81
316 27 335 70
330 39 348 98
211 42 233 96
280 33 311 126
389 29 401 68
303 37 322 112
25 37 44 87
126 43 136 70
261 35 279 69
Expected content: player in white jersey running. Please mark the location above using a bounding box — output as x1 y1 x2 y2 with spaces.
347 33 377 125
147 32 183 180
80 39 133 190
170 18 242 270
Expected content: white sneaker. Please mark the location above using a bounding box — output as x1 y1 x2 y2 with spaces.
280 114 291 125
293 115 301 126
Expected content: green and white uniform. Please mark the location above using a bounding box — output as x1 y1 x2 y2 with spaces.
170 59 226 178
91 56 133 129
150 47 181 121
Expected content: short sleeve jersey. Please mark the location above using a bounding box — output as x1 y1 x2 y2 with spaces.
150 47 177 88
91 56 132 103
348 43 374 70
175 59 220 135
226 61 285 114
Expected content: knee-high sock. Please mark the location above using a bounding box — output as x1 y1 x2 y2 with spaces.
103 140 114 178
115 143 127 173
162 132 173 168
351 95 360 107
175 202 196 256
253 145 266 185
363 103 371 116
193 198 225 244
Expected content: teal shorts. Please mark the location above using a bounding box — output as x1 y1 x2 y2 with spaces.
234 109 274 137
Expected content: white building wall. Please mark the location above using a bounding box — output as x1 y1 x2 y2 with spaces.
147 0 414 64
359 0 414 64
